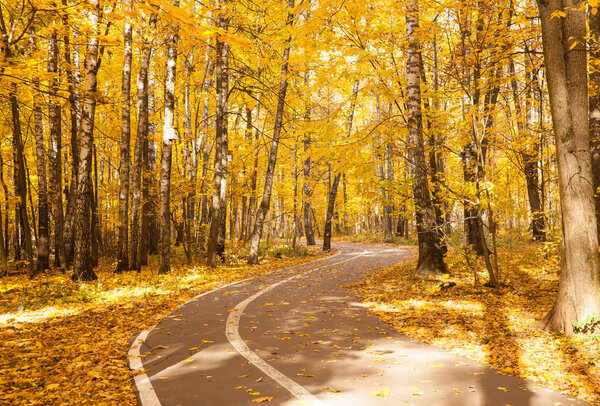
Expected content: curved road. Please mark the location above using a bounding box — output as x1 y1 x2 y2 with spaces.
129 242 588 406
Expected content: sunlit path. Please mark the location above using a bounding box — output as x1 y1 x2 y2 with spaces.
132 243 589 405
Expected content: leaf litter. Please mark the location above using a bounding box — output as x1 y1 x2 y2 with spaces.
357 238 600 405
0 248 330 405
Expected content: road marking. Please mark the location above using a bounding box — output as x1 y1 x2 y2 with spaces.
129 250 348 406
226 250 367 405
129 278 254 406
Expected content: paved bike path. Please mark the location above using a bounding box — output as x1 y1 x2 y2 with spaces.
129 242 589 405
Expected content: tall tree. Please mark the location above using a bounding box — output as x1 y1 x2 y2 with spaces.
206 0 230 267
72 0 101 281
405 0 447 275
116 0 133 272
302 70 316 246
509 55 545 241
31 30 50 273
158 11 179 275
247 0 295 265
323 80 359 251
534 0 600 333
589 7 600 239
130 13 156 271
62 25 81 269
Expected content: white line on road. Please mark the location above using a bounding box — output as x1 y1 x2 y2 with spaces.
130 250 351 406
129 278 253 406
225 250 367 405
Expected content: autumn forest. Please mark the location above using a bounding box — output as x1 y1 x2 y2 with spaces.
2 0 600 404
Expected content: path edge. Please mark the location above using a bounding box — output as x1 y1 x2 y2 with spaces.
127 250 340 406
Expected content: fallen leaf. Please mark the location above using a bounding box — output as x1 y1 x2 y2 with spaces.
252 397 274 403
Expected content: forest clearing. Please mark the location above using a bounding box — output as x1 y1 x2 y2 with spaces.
1 0 600 404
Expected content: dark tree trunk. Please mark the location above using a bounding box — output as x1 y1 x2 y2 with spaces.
49 29 67 271
323 173 341 251
63 26 81 269
130 14 156 271
509 56 545 241
31 31 50 273
116 3 133 272
9 83 34 276
247 0 295 265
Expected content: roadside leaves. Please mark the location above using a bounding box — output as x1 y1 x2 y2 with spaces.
358 239 600 405
0 248 329 405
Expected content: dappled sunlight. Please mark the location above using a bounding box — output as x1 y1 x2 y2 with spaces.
0 248 330 405
357 241 600 405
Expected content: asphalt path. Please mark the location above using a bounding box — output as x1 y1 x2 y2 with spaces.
129 242 589 406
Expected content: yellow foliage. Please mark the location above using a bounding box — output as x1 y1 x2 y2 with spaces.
358 238 600 405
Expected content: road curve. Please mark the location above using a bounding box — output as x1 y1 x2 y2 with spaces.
129 242 588 406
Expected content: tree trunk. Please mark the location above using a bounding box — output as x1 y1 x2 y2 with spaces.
30 31 50 274
63 26 81 268
536 0 600 333
158 23 179 275
247 0 295 265
48 29 67 271
509 56 545 241
588 9 600 239
247 94 261 241
116 3 133 272
302 70 316 246
323 173 341 251
130 13 156 271
323 80 359 250
72 0 100 282
184 55 195 257
240 106 253 241
8 81 34 275
197 48 215 252
207 5 230 267
405 0 447 275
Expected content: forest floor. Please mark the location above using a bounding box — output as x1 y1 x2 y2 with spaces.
0 245 331 405
356 234 600 405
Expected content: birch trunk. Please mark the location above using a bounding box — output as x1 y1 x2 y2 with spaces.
158 22 179 275
207 4 229 267
197 48 215 251
302 69 316 246
207 41 229 267
72 0 100 281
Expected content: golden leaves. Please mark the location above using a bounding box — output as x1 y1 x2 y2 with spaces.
0 248 329 405
252 397 274 403
371 387 389 397
357 239 600 405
